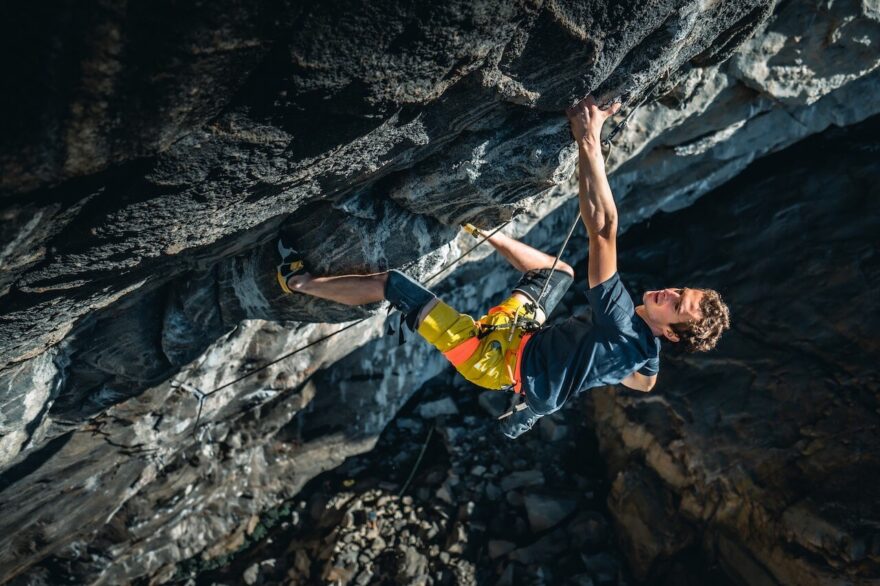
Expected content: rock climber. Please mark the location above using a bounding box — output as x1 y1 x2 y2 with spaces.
276 95 730 438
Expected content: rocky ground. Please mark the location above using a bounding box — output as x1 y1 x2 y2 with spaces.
176 374 731 586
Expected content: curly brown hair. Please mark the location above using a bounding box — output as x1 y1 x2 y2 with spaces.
670 289 730 352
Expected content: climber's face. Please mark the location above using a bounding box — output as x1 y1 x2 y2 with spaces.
642 287 704 340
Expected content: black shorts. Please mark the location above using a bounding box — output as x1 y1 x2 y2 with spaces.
511 268 574 317
384 267 573 319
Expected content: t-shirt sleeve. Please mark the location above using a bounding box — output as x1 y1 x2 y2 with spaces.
637 355 660 376
586 272 636 332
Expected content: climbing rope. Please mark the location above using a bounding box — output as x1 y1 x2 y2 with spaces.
175 222 512 434
177 93 650 435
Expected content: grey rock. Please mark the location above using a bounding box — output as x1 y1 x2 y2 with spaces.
538 417 570 442
580 552 620 586
523 493 577 533
485 483 503 502
436 485 454 505
396 417 423 433
505 491 524 507
418 397 459 419
568 575 595 586
440 426 465 446
500 470 544 491
356 570 374 586
567 511 608 548
397 546 428 584
488 539 517 559
478 391 510 418
509 528 568 564
242 563 260 586
495 564 515 586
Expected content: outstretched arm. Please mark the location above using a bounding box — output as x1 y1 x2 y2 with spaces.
566 97 621 288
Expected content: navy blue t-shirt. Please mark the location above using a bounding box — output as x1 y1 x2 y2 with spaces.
520 272 661 415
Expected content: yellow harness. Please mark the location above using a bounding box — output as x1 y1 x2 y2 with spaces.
417 296 538 392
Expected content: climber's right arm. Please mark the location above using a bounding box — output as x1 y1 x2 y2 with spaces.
566 96 621 288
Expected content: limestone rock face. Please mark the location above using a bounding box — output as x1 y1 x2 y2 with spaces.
1 0 879 584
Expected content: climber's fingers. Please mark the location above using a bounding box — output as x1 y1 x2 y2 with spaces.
603 101 622 116
568 95 620 120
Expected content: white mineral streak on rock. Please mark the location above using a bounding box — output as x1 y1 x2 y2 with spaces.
461 141 489 182
0 347 69 467
230 255 272 318
411 215 434 258
672 119 748 156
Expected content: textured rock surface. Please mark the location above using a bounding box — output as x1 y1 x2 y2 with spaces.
591 118 880 584
1 0 879 584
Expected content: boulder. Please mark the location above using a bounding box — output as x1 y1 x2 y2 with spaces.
523 493 578 533
418 397 460 419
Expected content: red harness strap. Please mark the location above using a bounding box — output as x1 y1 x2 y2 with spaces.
511 331 534 394
442 336 481 366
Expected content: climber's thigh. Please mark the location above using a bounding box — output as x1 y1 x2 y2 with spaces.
417 300 477 354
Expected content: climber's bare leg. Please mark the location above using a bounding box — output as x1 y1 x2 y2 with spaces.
484 231 574 276
287 272 388 306
289 271 441 325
